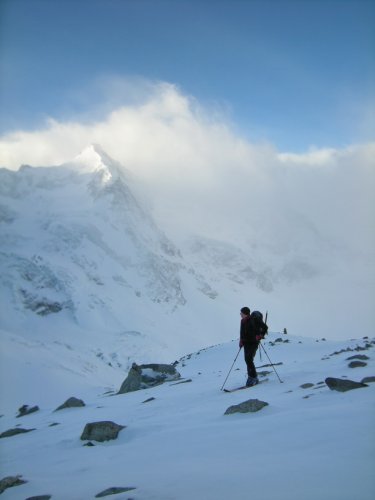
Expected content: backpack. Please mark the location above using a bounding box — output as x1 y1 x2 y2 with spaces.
250 311 268 339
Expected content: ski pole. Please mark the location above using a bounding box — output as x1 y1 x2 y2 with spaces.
259 342 283 383
220 347 241 391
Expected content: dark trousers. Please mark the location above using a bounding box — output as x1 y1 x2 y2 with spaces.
243 343 259 378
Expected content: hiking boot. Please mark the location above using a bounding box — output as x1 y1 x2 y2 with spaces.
246 377 259 387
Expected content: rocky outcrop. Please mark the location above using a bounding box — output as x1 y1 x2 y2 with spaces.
329 342 375 356
117 362 181 394
25 496 52 500
142 397 156 403
346 354 370 361
0 475 27 494
54 397 85 411
0 427 35 439
224 399 269 415
16 404 39 417
95 486 136 497
325 377 368 392
80 421 125 442
348 361 367 368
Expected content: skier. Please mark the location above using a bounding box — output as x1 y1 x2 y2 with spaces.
239 306 261 387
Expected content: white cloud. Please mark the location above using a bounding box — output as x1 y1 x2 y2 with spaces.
278 147 339 166
0 80 374 262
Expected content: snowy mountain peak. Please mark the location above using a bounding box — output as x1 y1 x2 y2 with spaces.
71 144 120 185
0 146 222 357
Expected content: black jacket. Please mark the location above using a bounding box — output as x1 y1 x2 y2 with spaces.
240 315 259 344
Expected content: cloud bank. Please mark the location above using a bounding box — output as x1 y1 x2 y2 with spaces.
0 80 373 259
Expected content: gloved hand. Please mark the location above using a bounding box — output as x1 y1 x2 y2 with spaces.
256 335 262 341
239 340 243 348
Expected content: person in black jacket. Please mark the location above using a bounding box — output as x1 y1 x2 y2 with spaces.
239 306 261 387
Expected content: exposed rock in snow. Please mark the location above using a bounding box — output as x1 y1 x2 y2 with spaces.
348 361 367 368
54 397 85 411
0 427 36 439
16 404 39 417
346 354 370 361
117 362 181 394
0 475 27 494
25 495 52 500
95 486 136 498
80 421 126 442
325 377 368 392
224 398 269 415
300 383 314 389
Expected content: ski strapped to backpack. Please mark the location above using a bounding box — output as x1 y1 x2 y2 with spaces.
253 311 283 384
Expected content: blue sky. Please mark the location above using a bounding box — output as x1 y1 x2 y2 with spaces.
0 0 374 151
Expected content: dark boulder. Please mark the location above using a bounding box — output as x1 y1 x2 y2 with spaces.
25 496 52 500
0 427 35 439
95 486 136 497
80 421 125 442
224 399 269 415
348 361 367 368
300 383 314 389
0 475 27 494
346 354 370 360
325 377 368 392
16 404 39 418
54 397 85 411
118 362 181 394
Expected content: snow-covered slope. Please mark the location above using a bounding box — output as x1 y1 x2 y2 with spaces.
0 333 374 499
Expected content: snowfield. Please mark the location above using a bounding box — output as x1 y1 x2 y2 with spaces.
1 333 374 499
